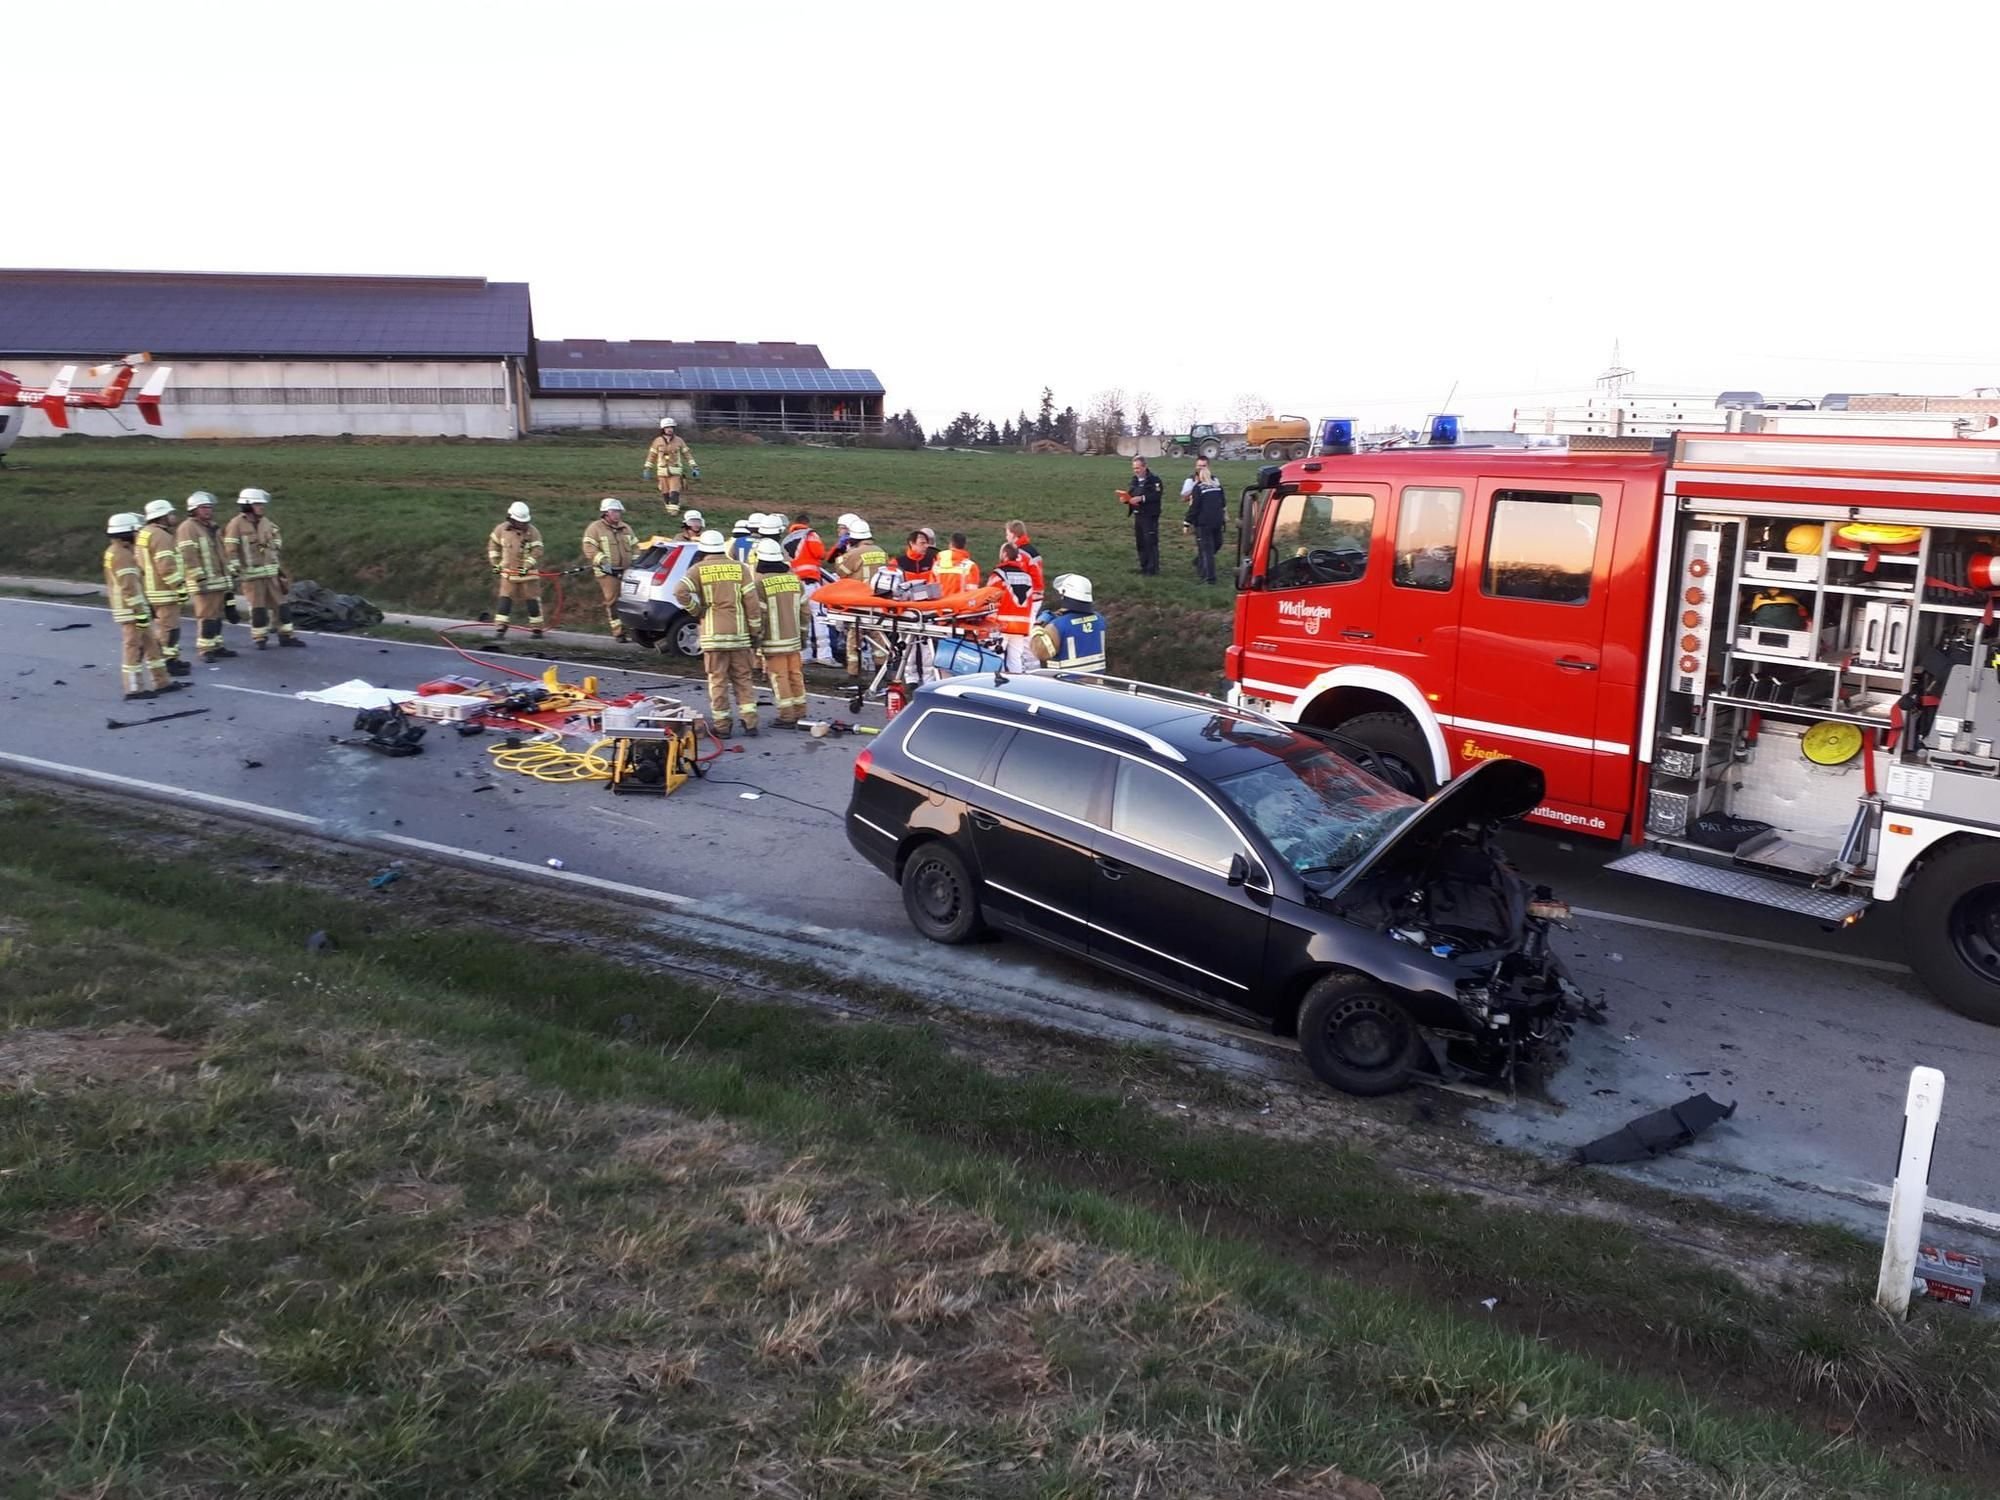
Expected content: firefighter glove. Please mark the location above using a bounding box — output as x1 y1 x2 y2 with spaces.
642 466 653 478
690 466 700 480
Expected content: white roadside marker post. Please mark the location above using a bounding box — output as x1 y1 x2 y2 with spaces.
1875 1065 1945 1319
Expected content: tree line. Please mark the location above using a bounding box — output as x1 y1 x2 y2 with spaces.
919 388 1279 454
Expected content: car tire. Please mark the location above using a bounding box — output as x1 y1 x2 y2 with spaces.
1904 840 2000 1026
1334 711 1437 796
669 618 703 660
1297 972 1424 1095
901 841 984 945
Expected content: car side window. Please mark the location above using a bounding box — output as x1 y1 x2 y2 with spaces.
1110 761 1243 873
905 710 1007 780
1264 492 1375 591
1392 486 1462 592
1482 490 1601 604
991 730 1106 824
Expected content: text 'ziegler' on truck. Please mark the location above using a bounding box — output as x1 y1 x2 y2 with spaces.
1223 423 2000 1024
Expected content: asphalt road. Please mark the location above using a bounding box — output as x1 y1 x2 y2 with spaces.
6 593 1997 1244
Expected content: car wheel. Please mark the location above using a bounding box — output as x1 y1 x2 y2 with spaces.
1335 711 1437 796
1297 973 1424 1095
1905 841 2000 1025
901 841 984 944
669 618 703 660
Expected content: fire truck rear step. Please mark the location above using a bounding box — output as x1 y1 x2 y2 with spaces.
1606 849 1870 922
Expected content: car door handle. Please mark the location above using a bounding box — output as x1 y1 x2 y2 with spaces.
1340 627 1374 640
968 811 997 831
1095 855 1127 880
1554 656 1599 672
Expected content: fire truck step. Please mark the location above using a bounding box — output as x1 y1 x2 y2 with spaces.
1606 849 1870 923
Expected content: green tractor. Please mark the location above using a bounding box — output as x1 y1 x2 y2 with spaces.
1162 422 1230 461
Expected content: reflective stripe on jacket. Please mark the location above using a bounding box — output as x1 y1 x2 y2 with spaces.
175 517 230 593
992 562 1038 636
752 568 805 653
224 513 283 579
783 524 826 582
137 521 187 602
488 523 544 581
103 539 149 623
646 434 694 476
582 519 635 571
1031 609 1107 671
834 544 888 581
673 556 759 650
936 548 982 592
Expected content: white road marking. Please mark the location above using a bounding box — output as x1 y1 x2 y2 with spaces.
0 751 323 827
1569 904 1913 974
374 833 696 905
209 683 304 700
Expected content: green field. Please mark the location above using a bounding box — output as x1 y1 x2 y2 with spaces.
2 437 1258 690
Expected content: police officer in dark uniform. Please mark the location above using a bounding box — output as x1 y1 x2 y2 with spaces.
1125 457 1164 575
1181 457 1228 585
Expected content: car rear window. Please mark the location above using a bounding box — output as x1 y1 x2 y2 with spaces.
991 730 1105 823
905 710 1007 779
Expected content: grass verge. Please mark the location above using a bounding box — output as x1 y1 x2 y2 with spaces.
1 786 1993 1497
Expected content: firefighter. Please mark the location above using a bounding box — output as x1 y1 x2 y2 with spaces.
674 529 762 738
104 513 176 701
750 538 809 727
224 488 302 648
832 518 889 681
136 497 191 676
1030 573 1108 672
936 531 982 593
582 497 636 641
677 508 706 543
729 517 757 565
642 417 698 514
991 542 1041 674
175 491 237 661
488 501 546 640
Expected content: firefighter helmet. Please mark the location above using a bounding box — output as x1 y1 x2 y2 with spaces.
696 529 726 553
1053 572 1094 605
238 487 270 508
732 518 753 536
682 508 704 528
599 497 625 514
507 502 532 524
848 519 873 541
185 490 216 511
1784 524 1823 555
143 498 175 522
837 512 862 532
659 416 676 430
753 538 786 564
106 511 142 535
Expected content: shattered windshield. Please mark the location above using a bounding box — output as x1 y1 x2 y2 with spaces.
1213 746 1420 877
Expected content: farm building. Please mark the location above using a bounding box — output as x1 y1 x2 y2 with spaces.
531 338 885 436
0 268 534 440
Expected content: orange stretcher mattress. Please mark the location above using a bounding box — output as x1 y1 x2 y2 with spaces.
815 576 1003 617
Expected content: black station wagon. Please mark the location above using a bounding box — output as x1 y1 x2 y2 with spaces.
846 672 1592 1094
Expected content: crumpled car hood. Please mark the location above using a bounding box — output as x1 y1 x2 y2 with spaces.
1318 757 1545 900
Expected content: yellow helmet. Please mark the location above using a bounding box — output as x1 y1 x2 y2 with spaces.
1784 524 1823 555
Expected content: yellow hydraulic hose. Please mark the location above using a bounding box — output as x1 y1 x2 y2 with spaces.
486 737 616 783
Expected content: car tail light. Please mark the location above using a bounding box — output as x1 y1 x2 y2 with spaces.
652 568 671 585
854 748 874 783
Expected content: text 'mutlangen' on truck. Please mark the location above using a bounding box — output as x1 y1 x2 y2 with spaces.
1222 420 2000 1024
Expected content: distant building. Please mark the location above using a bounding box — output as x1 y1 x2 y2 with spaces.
0 269 533 439
531 338 885 436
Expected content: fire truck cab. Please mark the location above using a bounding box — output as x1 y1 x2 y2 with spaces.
1225 429 2000 1024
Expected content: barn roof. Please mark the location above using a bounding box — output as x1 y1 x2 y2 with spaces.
0 269 533 359
538 367 883 396
537 338 827 370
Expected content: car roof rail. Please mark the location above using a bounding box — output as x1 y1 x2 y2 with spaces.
929 679 1186 762
1049 672 1285 730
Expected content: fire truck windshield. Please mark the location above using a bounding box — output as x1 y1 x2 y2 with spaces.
1213 746 1419 878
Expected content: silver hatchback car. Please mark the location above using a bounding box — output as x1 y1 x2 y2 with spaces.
615 537 705 659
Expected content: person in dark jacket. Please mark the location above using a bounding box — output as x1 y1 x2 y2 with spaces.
1121 458 1164 575
1181 457 1229 584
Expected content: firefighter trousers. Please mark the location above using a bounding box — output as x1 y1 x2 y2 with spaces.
243 575 291 642
764 651 807 722
190 589 227 654
595 573 624 635
148 597 183 659
120 620 171 695
494 575 543 634
704 647 758 728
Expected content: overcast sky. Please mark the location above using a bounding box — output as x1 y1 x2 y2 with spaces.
12 2 1999 431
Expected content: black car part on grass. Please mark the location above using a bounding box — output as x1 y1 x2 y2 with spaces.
285 579 385 632
1574 1092 1738 1165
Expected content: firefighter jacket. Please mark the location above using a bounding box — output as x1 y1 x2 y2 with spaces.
935 548 982 592
750 564 805 653
834 542 888 581
488 522 545 582
782 523 826 582
137 519 188 604
103 538 150 624
645 434 694 477
673 555 760 651
1031 607 1108 671
175 515 231 595
224 511 284 580
582 518 635 573
991 560 1039 636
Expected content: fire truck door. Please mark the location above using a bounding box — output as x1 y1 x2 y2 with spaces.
1241 485 1389 685
1451 483 1618 809
1374 483 1470 687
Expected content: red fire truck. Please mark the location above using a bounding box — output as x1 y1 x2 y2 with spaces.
1223 427 2000 1023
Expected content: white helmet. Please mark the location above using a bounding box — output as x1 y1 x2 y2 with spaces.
682 508 704 527
731 519 751 536
507 502 532 524
238 487 270 507
186 490 216 511
659 416 676 431
757 513 784 538
696 528 727 553
143 498 176 523
836 512 861 532
106 511 142 535
599 497 625 514
753 538 787 564
848 519 873 541
1053 572 1095 606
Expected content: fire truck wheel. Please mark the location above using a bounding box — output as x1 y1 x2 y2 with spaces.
1905 840 2000 1026
1335 711 1437 796
1298 973 1424 1095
